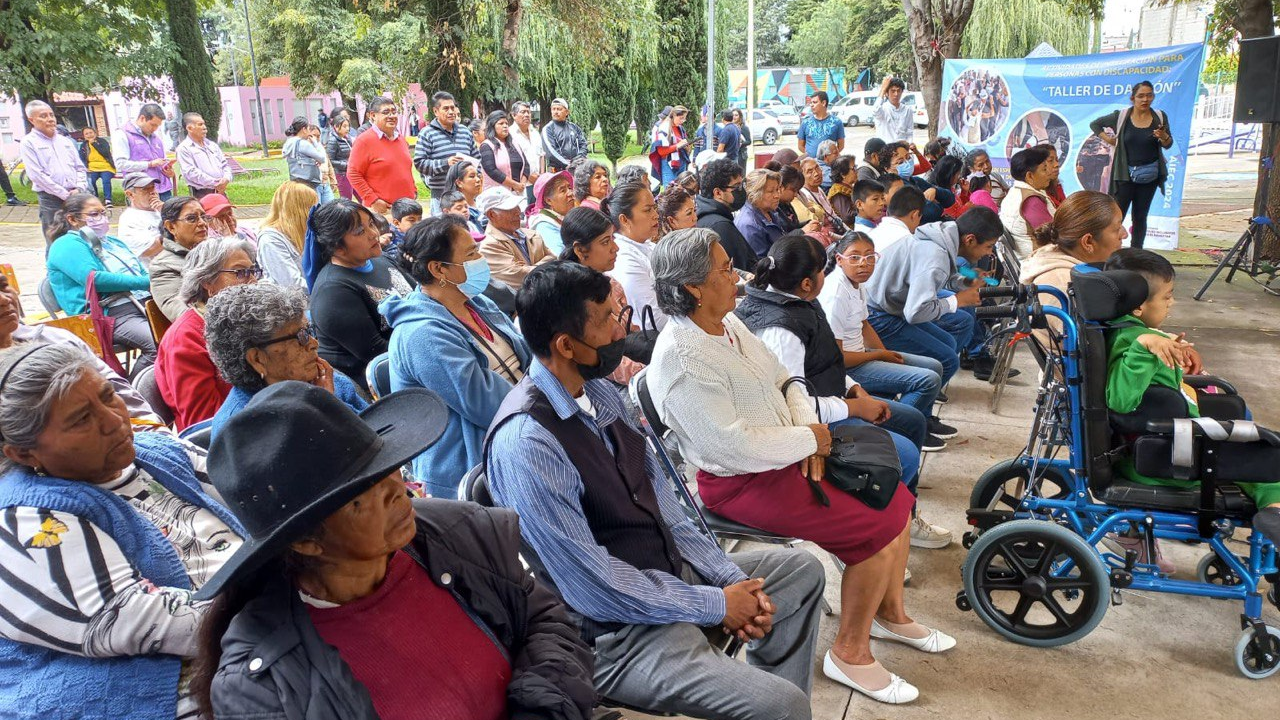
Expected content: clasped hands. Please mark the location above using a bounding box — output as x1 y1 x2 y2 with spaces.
721 578 775 642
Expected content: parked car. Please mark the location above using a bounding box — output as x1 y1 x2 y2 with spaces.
903 92 929 128
747 110 782 145
831 92 878 127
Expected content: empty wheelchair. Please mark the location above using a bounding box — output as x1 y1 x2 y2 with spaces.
955 268 1280 679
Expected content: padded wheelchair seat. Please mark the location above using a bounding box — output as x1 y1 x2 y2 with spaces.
1099 478 1257 517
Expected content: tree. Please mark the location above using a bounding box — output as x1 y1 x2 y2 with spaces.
654 0 707 113
0 0 173 113
961 0 1090 59
901 0 978 138
838 0 915 86
787 0 853 67
718 0 792 70
168 0 223 139
596 32 635 166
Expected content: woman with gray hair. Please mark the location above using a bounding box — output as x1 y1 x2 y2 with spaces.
154 236 261 431
645 228 952 706
572 158 610 211
205 282 367 439
0 342 245 720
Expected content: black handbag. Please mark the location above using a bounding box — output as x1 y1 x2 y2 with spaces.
781 377 904 510
619 305 659 366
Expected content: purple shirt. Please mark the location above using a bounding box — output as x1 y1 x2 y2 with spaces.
176 137 231 190
114 122 173 194
19 129 86 200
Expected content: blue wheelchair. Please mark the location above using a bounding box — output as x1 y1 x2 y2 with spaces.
954 268 1280 679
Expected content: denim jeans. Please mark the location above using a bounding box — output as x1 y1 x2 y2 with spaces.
846 352 943 419
830 398 924 491
87 171 114 204
316 183 335 204
868 309 961 386
935 306 987 356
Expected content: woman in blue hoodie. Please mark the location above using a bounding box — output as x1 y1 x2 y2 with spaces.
380 216 531 497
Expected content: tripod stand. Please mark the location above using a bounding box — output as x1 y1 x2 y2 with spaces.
1193 216 1280 300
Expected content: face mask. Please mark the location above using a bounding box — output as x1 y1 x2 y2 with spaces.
574 336 626 380
897 159 915 179
730 186 748 211
447 258 491 299
86 214 111 240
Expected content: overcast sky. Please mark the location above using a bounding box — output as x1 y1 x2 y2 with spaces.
1103 0 1143 34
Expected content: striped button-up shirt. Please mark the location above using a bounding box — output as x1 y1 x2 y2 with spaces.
412 118 477 195
19 128 86 199
486 361 747 627
175 137 231 190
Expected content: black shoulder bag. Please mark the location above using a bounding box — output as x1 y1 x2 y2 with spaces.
781 377 903 510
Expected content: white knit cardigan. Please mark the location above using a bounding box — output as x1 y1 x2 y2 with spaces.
647 312 820 477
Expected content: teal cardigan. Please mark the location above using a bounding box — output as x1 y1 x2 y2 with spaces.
46 230 150 315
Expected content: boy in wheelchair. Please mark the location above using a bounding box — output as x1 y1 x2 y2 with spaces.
1102 249 1280 565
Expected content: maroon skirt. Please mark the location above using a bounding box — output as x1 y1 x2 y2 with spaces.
697 463 913 566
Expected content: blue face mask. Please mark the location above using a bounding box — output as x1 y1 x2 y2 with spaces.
447 257 491 299
897 159 915 179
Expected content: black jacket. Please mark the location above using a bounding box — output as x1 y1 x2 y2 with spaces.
78 137 115 171
324 131 352 174
209 499 597 720
695 194 758 272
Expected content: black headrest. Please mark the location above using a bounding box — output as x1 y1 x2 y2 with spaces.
1069 269 1149 322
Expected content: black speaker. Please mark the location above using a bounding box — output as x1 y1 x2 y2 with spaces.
1235 36 1280 123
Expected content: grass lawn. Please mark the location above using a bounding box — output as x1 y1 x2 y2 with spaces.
7 133 643 208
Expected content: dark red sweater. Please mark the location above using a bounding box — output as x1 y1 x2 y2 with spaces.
306 551 512 720
154 308 231 431
347 129 417 206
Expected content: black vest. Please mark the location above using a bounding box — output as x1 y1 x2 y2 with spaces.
485 376 686 637
735 286 848 397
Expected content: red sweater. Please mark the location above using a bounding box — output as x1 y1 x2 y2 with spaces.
347 129 417 206
154 308 231 431
307 551 512 720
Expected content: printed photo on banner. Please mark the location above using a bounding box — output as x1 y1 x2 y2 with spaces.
945 69 1011 145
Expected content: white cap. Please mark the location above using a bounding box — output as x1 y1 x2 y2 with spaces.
477 186 522 214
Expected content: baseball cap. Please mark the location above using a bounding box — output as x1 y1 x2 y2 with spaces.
551 98 569 109
199 193 234 216
122 173 157 191
476 187 523 214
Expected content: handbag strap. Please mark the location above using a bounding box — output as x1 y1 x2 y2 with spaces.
780 375 821 416
461 318 523 384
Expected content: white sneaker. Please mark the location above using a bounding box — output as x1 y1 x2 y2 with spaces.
871 618 957 653
822 652 919 704
909 515 953 549
904 566 912 585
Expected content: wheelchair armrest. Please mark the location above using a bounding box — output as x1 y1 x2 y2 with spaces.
1144 419 1280 446
1182 375 1238 395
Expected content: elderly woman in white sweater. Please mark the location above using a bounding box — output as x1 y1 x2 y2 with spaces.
646 228 955 706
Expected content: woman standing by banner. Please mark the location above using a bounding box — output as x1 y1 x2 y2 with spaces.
1089 81 1172 249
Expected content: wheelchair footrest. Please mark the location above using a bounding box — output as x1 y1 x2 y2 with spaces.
966 508 1016 533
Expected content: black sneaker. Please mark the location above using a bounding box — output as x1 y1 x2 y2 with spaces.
922 434 947 452
928 416 958 439
973 356 996 381
960 355 975 370
935 390 949 404
5 196 25 206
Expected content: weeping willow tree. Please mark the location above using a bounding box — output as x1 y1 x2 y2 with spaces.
960 0 1090 59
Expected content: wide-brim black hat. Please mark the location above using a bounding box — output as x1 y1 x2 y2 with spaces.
195 381 447 600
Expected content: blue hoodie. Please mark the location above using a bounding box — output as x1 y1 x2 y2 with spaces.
864 221 968 324
380 289 531 498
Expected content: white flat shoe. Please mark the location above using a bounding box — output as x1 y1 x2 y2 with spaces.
871 618 957 653
822 652 918 704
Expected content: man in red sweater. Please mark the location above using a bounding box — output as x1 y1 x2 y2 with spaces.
347 96 416 214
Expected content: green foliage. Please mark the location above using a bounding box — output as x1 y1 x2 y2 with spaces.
168 0 223 139
787 0 853 67
840 0 914 84
0 0 175 104
1202 48 1239 83
654 0 708 113
717 0 792 69
961 0 1090 59
596 30 636 166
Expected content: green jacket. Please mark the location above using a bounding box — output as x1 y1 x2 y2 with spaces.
1089 108 1170 195
1105 314 1198 487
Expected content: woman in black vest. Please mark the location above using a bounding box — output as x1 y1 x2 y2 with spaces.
734 232 924 492
1089 81 1173 249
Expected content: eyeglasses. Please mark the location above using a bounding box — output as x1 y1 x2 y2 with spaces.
82 210 108 220
256 324 317 349
219 264 264 282
179 213 212 224
839 252 880 265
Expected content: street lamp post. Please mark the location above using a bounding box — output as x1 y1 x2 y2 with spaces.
706 0 716 147
241 0 270 157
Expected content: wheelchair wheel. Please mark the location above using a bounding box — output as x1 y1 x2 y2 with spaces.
1234 625 1280 679
963 519 1110 648
1196 554 1243 587
969 458 1073 512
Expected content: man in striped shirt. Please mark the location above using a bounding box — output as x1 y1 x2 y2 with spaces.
486 262 825 720
412 90 477 214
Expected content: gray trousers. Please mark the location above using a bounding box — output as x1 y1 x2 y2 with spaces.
104 301 157 379
36 192 64 247
593 548 825 720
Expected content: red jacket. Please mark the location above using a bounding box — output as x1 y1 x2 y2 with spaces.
347 129 417 206
155 309 231 431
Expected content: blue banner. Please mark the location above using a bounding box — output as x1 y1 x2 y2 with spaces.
939 43 1204 249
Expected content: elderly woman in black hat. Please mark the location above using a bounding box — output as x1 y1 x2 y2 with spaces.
191 381 596 720
0 342 246 720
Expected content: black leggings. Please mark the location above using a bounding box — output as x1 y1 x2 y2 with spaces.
1114 180 1159 249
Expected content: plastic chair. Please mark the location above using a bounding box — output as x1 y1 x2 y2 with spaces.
130 365 175 427
38 277 62 318
365 351 391 401
145 299 172 343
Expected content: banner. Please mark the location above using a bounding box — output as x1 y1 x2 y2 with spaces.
939 43 1205 249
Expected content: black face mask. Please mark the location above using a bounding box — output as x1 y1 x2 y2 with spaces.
729 186 748 211
574 336 627 381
